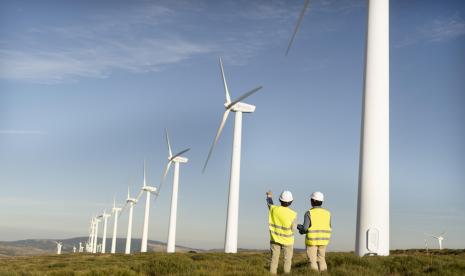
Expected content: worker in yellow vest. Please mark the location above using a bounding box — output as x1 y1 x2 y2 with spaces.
297 191 332 272
266 190 297 274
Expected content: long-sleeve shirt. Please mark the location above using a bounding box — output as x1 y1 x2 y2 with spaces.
266 196 297 231
298 207 332 235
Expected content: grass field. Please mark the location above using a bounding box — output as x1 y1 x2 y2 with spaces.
1 249 464 275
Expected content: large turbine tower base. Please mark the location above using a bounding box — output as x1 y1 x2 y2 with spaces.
224 111 243 253
355 0 390 257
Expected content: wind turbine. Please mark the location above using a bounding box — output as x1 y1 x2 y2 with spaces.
111 197 122 254
55 242 62 255
161 129 190 253
286 0 390 256
79 242 84 253
135 160 158 253
88 217 94 252
101 210 111 253
203 57 263 253
73 245 77 253
92 216 101 254
122 187 138 254
426 231 446 250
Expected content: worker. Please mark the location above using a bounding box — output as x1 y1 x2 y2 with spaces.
297 191 332 272
266 190 297 274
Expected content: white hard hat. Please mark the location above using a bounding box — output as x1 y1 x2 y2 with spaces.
279 190 293 202
311 191 324 202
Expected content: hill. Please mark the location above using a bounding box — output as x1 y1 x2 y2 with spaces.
0 237 198 257
0 249 464 275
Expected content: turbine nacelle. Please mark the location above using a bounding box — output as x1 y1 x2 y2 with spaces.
142 185 157 193
171 155 189 163
126 197 137 204
227 102 256 113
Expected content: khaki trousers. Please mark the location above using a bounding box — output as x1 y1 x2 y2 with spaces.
270 242 293 274
306 245 327 272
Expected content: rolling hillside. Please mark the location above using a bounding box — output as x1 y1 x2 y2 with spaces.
0 237 198 257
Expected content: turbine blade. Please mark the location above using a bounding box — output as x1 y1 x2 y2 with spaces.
165 128 173 157
135 190 144 202
113 195 116 209
161 161 173 185
159 161 173 195
119 202 129 218
171 148 190 160
143 159 147 187
227 86 263 109
286 0 311 56
219 57 231 104
203 109 231 172
440 231 447 236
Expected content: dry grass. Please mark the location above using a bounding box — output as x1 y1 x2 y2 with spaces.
0 249 464 275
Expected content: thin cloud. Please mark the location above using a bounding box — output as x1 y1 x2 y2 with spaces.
396 14 465 47
0 130 48 135
0 1 365 82
0 4 213 84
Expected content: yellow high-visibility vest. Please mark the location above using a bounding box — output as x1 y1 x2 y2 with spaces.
306 207 332 246
268 205 297 245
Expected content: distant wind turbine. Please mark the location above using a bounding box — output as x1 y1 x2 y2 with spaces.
203 57 263 253
111 197 122 254
93 216 102 253
135 160 158 253
79 242 84 253
55 242 62 255
161 129 190 253
426 231 446 250
101 210 111 253
122 186 138 254
88 217 94 252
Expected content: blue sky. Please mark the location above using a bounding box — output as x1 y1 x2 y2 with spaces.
1 0 464 251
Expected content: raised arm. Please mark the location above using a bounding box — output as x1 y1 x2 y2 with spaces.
266 191 274 209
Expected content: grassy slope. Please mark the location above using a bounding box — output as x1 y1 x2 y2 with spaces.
0 250 464 275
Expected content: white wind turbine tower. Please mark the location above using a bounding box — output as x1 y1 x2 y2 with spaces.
286 0 390 256
203 57 263 253
92 216 102 254
88 217 94 252
111 197 122 254
101 210 111 253
88 217 96 253
79 242 84 253
426 231 446 250
122 187 138 254
135 161 158 253
55 242 62 255
73 245 77 253
161 129 190 253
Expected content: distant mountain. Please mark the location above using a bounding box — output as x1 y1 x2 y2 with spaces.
0 237 200 257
